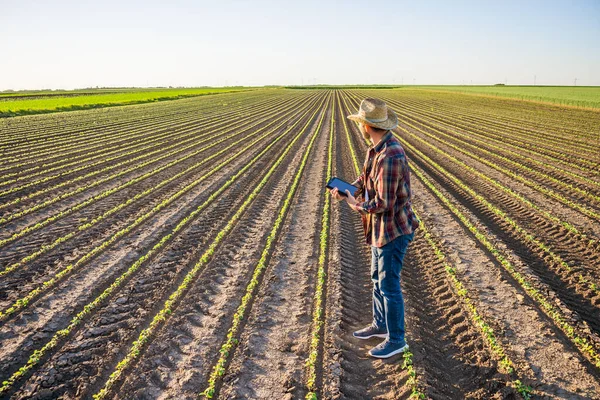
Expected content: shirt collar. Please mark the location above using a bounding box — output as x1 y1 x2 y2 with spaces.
369 130 393 154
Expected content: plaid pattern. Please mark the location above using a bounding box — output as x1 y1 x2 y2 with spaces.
351 131 419 247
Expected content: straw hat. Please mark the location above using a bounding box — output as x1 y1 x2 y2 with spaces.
347 98 398 130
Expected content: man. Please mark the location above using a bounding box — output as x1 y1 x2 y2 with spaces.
329 97 419 359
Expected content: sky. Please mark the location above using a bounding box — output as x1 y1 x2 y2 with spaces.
1 0 599 90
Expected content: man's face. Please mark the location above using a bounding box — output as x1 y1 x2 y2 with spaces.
359 123 370 141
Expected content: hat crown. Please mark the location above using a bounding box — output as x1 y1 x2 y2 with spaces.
359 98 388 121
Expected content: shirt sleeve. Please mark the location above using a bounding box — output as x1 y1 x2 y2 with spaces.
357 156 401 214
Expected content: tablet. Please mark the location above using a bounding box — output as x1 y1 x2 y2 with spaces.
326 176 358 197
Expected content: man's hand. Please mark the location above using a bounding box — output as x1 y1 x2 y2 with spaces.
344 189 362 211
328 187 345 202
328 188 362 211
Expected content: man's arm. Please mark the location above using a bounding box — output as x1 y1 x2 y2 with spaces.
354 156 401 214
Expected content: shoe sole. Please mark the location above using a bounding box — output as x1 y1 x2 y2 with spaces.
352 333 388 340
369 344 409 358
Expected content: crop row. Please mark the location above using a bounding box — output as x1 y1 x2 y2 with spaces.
0 90 268 149
383 89 597 141
0 92 289 184
417 219 532 398
0 91 324 322
394 135 600 369
0 91 328 397
337 92 426 399
355 91 600 221
94 92 332 400
304 93 334 400
352 90 599 172
379 94 600 189
0 92 314 230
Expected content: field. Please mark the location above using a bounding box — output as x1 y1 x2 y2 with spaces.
410 85 600 109
0 88 253 118
0 88 599 399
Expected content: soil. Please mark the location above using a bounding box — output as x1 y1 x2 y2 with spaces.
1 89 599 400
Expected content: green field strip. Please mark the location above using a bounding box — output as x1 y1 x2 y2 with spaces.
0 92 322 279
94 92 332 400
338 91 426 399
0 93 316 225
0 92 290 181
0 88 255 118
0 92 328 398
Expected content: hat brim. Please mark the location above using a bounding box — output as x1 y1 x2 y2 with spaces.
347 107 398 130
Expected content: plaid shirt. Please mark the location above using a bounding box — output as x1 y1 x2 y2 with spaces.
351 130 419 247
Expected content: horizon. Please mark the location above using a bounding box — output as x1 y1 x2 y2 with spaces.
2 84 600 93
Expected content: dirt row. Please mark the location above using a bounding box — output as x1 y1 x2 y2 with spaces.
345 91 600 236
351 89 600 179
382 96 600 200
0 90 269 149
0 91 326 398
2 89 599 399
0 92 298 209
0 93 321 304
114 96 332 400
323 95 509 399
336 91 600 398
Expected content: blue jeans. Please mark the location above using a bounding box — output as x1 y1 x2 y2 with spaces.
371 232 414 344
